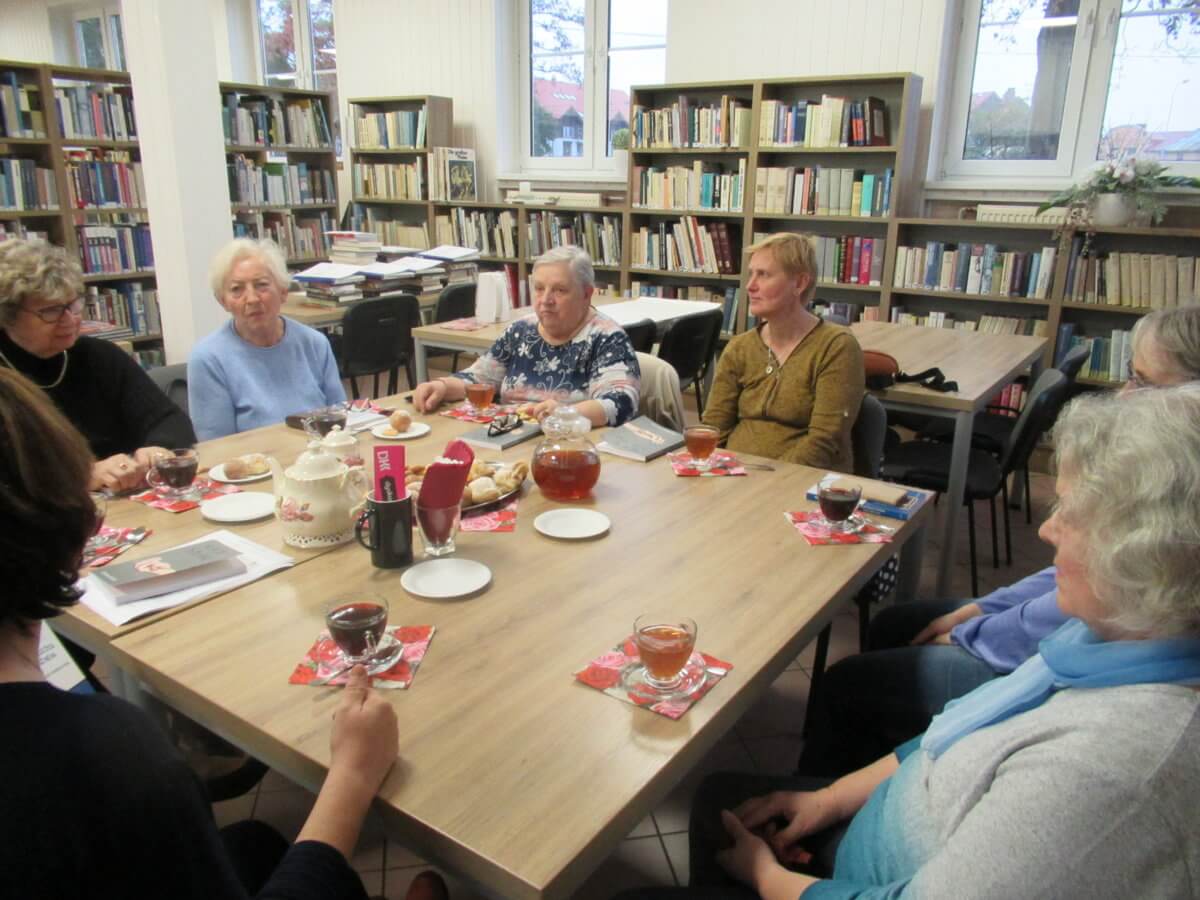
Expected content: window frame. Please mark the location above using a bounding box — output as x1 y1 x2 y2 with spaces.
72 5 124 71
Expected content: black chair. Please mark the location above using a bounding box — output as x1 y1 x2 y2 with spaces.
656 309 724 413
147 362 189 417
622 318 657 354
880 368 1070 596
433 283 477 371
337 295 421 399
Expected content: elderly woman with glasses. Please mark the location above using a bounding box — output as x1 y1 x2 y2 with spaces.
0 240 195 493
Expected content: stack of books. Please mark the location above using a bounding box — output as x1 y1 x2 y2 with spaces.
293 262 366 307
328 231 382 266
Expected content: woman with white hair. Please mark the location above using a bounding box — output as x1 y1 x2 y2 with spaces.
412 246 639 427
188 238 345 440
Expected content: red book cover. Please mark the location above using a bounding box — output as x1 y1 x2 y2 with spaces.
850 237 863 285
840 236 853 283
858 238 873 286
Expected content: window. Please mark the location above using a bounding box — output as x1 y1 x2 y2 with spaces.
941 0 1198 183
255 0 341 151
521 0 667 173
73 6 125 71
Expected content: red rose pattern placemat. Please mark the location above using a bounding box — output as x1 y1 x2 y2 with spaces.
668 450 747 477
785 511 894 545
461 497 518 533
83 525 151 567
289 625 435 689
130 477 241 513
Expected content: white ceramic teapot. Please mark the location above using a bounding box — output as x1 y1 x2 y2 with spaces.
319 424 364 468
268 440 370 549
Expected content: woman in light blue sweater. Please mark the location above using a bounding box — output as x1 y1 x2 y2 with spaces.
189 239 345 440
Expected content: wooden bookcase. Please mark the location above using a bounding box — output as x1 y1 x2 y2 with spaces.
220 81 339 266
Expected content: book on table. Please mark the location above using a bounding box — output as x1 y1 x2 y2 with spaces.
460 419 542 450
93 539 247 604
804 476 926 521
596 416 685 462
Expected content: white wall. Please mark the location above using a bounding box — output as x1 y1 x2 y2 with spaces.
0 0 64 62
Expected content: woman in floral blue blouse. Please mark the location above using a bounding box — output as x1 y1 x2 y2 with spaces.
413 246 640 427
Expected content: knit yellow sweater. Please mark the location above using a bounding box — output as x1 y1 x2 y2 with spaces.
702 321 864 471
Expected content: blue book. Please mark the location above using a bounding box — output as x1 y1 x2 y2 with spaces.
805 484 928 521
1054 323 1076 367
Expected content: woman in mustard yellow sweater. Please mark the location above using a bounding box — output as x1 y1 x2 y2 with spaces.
703 233 864 470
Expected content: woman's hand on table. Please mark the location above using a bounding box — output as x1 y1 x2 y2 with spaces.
91 453 148 493
912 602 982 646
518 398 558 423
330 665 399 791
413 380 447 413
717 810 819 899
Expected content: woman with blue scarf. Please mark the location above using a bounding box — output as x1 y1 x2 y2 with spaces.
622 384 1200 899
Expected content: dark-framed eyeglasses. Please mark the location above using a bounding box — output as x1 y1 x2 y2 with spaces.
22 298 84 324
487 413 521 437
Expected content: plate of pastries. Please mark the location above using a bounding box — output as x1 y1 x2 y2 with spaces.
210 453 271 484
404 459 530 511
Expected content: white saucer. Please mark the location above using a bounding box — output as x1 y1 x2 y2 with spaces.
401 558 491 599
534 509 611 540
200 492 276 523
371 422 432 441
209 462 271 484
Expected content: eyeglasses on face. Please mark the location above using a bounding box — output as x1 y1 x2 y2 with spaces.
22 298 84 324
487 413 521 437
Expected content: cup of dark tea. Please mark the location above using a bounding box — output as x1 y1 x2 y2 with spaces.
817 475 862 532
465 381 495 414
325 593 389 666
306 404 348 437
633 614 698 692
147 448 200 497
683 425 720 470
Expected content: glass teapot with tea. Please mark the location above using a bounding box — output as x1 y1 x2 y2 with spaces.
531 404 601 501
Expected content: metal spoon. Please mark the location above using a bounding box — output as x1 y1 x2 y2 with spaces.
313 642 401 687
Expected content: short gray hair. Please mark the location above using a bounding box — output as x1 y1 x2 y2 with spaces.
209 238 289 302
1131 307 1200 382
531 245 595 291
1053 383 1200 638
0 241 83 328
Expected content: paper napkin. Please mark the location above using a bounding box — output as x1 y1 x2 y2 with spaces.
289 625 435 689
668 450 746 477
784 511 894 545
131 478 240 513
82 525 152 568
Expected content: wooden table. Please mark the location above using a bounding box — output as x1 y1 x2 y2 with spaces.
850 321 1047 596
113 405 931 899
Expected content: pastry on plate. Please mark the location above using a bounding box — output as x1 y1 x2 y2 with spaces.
223 453 269 480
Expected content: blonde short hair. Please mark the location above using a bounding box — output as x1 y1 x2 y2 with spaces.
209 238 289 302
745 232 818 305
0 241 84 327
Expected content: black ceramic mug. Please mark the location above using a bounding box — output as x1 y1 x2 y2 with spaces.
355 492 413 569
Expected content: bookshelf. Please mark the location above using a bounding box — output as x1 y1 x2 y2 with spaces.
220 81 339 266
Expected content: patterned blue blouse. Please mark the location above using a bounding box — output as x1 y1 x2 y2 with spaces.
455 310 641 425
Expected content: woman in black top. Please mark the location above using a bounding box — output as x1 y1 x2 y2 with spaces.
0 239 194 492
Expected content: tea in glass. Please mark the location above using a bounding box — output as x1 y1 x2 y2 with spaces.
325 594 389 663
817 477 862 532
633 615 698 691
465 381 495 413
532 448 601 501
147 449 199 497
683 425 720 469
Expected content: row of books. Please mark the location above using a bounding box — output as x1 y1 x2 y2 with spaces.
352 160 424 202
64 150 145 209
755 166 893 218
630 95 752 149
221 94 332 148
226 156 336 207
81 282 161 338
630 218 738 276
0 223 48 242
232 209 332 261
429 147 477 202
813 300 866 324
75 222 154 274
759 96 890 148
434 207 518 259
1057 326 1133 384
894 242 1056 300
1062 243 1199 309
526 211 621 267
0 74 44 138
54 83 136 141
352 107 427 150
987 380 1026 418
813 235 885 287
630 160 746 212
889 307 1049 336
348 207 430 249
0 158 57 210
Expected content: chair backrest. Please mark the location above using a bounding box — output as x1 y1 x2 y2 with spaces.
635 351 686 431
147 362 189 416
999 368 1069 475
656 309 724 387
850 393 887 478
623 318 657 354
340 295 421 376
435 283 476 323
1056 341 1091 384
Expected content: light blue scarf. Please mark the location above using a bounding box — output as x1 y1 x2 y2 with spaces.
922 618 1200 758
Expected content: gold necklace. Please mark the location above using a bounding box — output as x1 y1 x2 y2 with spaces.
0 345 69 389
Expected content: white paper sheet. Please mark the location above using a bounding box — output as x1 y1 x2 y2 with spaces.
599 298 722 327
39 625 87 691
79 530 295 627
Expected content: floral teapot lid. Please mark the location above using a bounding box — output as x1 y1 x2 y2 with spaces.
541 403 592 439
287 439 346 481
320 425 358 452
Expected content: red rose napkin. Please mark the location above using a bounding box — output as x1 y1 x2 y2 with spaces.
574 635 733 720
461 496 518 533
130 477 240 513
289 625 435 689
668 450 747 477
784 511 894 545
438 317 488 332
439 403 505 424
418 440 475 508
83 525 152 568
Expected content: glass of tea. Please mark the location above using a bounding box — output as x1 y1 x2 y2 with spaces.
415 500 462 557
306 404 348 437
325 593 389 666
633 614 698 692
531 404 602 501
816 475 863 532
465 381 495 414
683 425 720 471
147 448 200 498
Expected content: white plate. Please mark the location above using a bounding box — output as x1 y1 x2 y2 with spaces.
401 558 492 599
209 462 272 484
200 492 276 523
371 422 432 441
534 509 611 540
